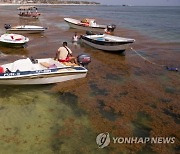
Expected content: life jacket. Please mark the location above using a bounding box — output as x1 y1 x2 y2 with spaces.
105 31 111 34
81 22 89 27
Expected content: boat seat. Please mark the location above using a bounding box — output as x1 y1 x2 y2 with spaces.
62 62 78 66
40 62 51 68
40 62 57 69
15 38 22 41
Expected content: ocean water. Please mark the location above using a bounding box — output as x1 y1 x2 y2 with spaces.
0 5 179 153
2 5 180 42
41 5 180 42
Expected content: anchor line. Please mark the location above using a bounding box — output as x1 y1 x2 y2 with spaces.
130 47 179 72
130 47 166 67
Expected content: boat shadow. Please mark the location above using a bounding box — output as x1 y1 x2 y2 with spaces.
0 46 29 56
0 84 54 94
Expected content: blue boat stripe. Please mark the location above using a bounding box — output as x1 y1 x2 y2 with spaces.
0 66 86 77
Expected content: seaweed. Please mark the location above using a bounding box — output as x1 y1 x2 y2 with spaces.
89 82 109 96
163 109 180 124
97 100 123 121
59 92 86 117
132 112 152 138
165 87 176 94
50 123 64 153
137 144 157 154
159 98 172 103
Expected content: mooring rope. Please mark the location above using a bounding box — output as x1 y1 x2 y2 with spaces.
130 47 178 72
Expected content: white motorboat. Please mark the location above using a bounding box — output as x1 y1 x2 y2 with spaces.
0 33 29 48
81 34 135 52
0 55 91 85
64 18 116 33
4 24 47 34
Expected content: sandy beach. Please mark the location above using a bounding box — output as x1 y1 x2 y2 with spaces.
0 5 179 153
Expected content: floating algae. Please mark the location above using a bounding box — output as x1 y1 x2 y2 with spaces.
89 81 109 96
104 73 127 84
137 144 156 154
165 86 176 94
159 98 172 103
132 112 152 138
58 92 86 117
163 109 180 124
97 99 123 121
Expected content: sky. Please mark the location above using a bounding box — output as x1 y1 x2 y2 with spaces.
90 0 180 6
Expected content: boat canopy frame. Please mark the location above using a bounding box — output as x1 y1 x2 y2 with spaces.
17 6 38 10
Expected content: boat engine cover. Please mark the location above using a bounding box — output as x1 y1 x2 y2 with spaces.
107 24 116 32
86 31 96 35
77 54 91 66
4 24 11 29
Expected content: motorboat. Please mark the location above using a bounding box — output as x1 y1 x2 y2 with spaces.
64 18 116 33
17 6 41 19
0 54 91 85
0 33 29 48
4 24 47 34
81 34 135 52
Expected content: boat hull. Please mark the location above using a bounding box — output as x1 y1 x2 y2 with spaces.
0 57 89 85
0 41 27 48
65 19 106 33
81 34 135 52
0 33 29 48
18 14 40 19
81 38 130 52
0 73 87 85
6 29 45 34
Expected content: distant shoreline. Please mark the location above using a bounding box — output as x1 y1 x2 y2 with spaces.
0 4 99 6
0 2 100 6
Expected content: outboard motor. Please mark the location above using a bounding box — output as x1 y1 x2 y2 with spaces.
77 54 91 68
86 31 95 35
107 24 116 32
30 57 38 64
4 24 11 29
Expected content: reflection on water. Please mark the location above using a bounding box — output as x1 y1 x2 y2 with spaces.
0 47 28 56
18 17 41 26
